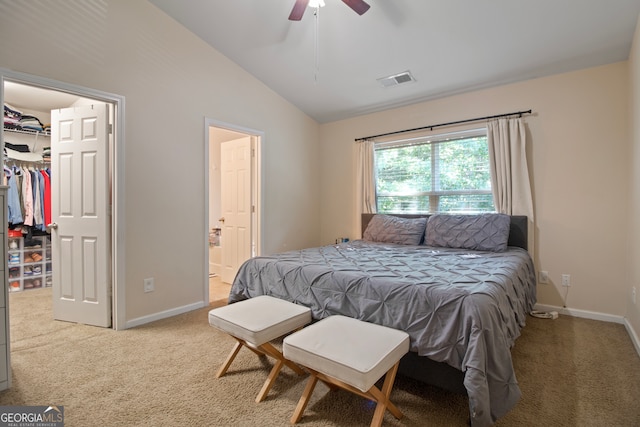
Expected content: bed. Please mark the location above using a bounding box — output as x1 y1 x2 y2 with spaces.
228 213 536 426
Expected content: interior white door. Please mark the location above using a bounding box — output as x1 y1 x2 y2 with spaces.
220 137 252 284
50 104 111 327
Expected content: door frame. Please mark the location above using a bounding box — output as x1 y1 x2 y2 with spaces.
204 118 262 300
0 68 126 330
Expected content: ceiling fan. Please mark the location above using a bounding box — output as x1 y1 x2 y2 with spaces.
288 0 371 21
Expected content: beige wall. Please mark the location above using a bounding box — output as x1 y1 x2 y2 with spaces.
1 0 638 337
320 62 631 318
628 15 640 344
0 0 320 324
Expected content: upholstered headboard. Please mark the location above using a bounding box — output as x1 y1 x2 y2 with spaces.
361 213 528 250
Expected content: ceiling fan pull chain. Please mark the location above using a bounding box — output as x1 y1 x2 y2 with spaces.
314 7 320 84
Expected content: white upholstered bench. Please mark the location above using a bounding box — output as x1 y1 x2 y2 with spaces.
283 315 410 427
208 295 312 403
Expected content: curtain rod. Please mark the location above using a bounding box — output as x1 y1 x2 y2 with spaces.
354 109 532 142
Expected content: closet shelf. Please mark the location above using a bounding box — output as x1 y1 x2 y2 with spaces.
3 127 50 138
5 151 47 163
3 124 50 162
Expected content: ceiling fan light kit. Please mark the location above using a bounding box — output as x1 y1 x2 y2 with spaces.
288 0 370 21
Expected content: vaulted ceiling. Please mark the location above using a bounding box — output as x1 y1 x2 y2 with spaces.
155 1 639 123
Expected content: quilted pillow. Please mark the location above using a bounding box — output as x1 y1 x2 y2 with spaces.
363 215 427 246
425 213 511 252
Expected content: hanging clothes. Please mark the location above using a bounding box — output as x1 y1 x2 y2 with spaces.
37 170 45 230
41 169 51 228
4 162 50 229
31 168 43 230
21 165 33 226
5 166 23 225
16 165 24 216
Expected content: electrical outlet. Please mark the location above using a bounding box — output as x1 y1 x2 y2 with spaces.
561 274 571 287
539 270 549 284
144 277 155 293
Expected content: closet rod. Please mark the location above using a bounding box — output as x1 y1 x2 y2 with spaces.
354 109 532 142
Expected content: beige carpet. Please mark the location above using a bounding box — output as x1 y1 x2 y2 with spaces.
1 287 640 426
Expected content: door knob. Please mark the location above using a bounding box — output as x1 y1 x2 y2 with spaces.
218 217 225 223
47 223 58 231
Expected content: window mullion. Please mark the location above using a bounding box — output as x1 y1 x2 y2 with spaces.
430 143 440 212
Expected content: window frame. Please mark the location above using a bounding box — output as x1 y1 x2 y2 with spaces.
374 128 494 214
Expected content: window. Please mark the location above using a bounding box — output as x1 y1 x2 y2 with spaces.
374 129 495 214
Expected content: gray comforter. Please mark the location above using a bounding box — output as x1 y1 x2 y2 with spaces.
228 240 537 426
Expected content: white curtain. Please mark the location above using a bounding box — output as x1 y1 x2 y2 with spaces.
487 117 535 250
356 140 377 214
487 117 533 218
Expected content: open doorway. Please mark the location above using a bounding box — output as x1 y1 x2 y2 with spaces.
1 70 125 328
205 119 261 304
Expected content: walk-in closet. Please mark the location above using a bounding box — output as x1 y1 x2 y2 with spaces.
2 81 107 318
0 73 128 395
3 84 58 293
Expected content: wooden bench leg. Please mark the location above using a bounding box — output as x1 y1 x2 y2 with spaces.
260 342 306 375
291 374 319 424
244 340 268 357
216 341 243 378
256 358 284 402
217 337 308 403
369 362 402 427
255 342 308 402
289 363 403 427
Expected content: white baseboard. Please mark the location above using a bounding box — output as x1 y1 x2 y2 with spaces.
123 301 640 358
534 303 624 324
624 318 640 358
534 303 640 358
124 301 207 329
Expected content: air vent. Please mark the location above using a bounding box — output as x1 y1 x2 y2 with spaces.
377 71 416 88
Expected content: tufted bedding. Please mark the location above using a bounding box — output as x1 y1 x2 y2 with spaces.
228 215 536 426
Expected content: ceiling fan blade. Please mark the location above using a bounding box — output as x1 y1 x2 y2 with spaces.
289 0 309 21
342 0 370 15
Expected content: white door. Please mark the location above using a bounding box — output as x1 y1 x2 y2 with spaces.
220 137 252 284
50 104 111 327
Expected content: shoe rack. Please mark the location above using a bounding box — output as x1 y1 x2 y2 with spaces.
7 235 52 292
